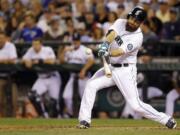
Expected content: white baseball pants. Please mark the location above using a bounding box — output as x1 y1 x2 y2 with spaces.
32 72 61 100
121 86 163 119
165 89 180 116
79 65 170 125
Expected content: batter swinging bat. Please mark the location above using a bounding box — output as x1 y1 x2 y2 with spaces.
102 56 112 78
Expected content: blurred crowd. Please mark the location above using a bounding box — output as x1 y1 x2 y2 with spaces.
0 0 180 44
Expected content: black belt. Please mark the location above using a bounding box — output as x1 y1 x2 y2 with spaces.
41 73 56 78
112 63 129 67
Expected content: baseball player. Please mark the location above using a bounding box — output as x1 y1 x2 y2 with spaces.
0 31 18 117
78 6 177 129
60 32 94 117
22 38 61 118
165 74 180 116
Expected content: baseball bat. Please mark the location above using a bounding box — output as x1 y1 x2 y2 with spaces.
102 56 112 78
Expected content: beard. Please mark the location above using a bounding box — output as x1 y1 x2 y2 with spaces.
126 23 138 32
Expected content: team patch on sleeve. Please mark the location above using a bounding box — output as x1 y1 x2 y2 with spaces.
127 43 133 51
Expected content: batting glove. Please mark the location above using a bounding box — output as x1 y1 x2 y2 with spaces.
98 42 109 57
98 49 109 57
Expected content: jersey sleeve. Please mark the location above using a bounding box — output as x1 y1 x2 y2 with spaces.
120 33 143 53
22 48 32 60
46 47 56 59
9 43 17 59
64 51 70 62
84 48 94 61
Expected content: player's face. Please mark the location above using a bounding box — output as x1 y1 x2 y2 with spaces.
0 34 6 48
73 40 81 49
32 40 42 53
126 16 141 32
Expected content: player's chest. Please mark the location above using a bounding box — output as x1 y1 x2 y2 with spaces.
0 49 10 58
31 52 47 59
68 50 85 62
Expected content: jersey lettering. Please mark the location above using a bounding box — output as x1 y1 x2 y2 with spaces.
115 36 123 46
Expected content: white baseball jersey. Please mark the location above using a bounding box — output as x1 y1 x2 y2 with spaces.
23 46 56 78
109 19 143 64
23 46 61 100
0 41 17 60
65 45 94 64
79 18 171 126
0 41 17 77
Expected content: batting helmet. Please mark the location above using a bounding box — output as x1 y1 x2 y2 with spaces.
127 6 147 22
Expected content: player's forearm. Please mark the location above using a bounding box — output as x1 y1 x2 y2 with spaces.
81 58 95 72
110 48 125 57
0 59 16 64
59 51 66 64
43 59 55 64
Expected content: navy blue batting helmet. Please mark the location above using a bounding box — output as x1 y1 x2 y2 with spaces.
127 6 147 22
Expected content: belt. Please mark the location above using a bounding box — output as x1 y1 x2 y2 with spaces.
40 73 56 79
112 63 129 67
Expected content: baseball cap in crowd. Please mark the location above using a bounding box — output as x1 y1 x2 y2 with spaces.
49 15 60 25
140 0 151 4
72 32 81 41
158 0 168 4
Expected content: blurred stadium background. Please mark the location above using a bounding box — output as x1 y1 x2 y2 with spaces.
0 0 180 125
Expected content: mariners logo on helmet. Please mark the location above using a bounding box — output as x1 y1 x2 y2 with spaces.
127 6 147 22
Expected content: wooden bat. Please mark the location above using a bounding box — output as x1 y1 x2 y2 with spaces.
102 56 112 78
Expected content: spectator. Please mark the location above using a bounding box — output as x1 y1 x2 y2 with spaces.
43 15 64 41
37 9 53 33
156 0 170 23
162 7 180 40
95 3 108 24
18 12 43 42
141 20 158 42
140 0 152 11
59 32 94 117
106 0 119 12
82 12 96 34
116 4 127 19
29 0 43 21
0 31 18 117
47 1 57 13
0 0 11 20
102 11 118 34
140 0 156 19
22 37 62 118
0 12 7 33
63 18 75 42
6 0 26 37
149 16 163 38
92 24 104 42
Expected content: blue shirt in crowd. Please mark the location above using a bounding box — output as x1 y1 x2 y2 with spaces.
21 27 43 42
